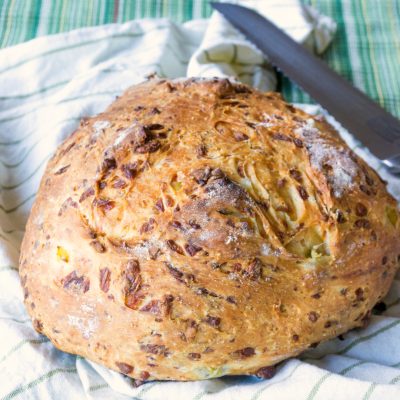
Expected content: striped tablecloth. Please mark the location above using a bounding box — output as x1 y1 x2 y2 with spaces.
0 0 400 117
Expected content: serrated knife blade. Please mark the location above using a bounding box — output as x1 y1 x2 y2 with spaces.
211 2 400 174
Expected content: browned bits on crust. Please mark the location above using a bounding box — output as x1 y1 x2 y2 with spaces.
355 288 365 301
337 210 346 224
140 295 173 316
196 144 207 157
121 162 138 179
293 138 303 148
166 263 194 285
297 185 309 200
171 220 184 231
354 219 371 229
188 352 201 360
140 371 150 381
94 198 115 212
355 203 368 217
115 362 133 375
140 300 163 315
112 179 127 189
99 268 111 293
166 239 184 255
289 169 302 183
237 164 245 178
90 240 106 253
155 198 165 212
61 271 90 293
365 174 375 186
60 141 76 156
135 140 161 154
101 157 117 174
192 167 212 186
244 258 262 280
140 343 168 356
150 107 160 115
272 133 291 142
140 218 156 234
188 220 201 230
359 184 371 195
256 365 276 379
308 311 319 323
79 187 95 203
204 315 221 328
33 319 43 333
145 123 164 131
277 178 286 188
165 195 174 207
226 296 237 304
55 165 70 175
231 347 255 359
292 334 299 342
58 197 78 216
382 256 388 265
233 131 249 141
124 260 143 309
234 84 251 94
184 243 202 256
166 263 184 281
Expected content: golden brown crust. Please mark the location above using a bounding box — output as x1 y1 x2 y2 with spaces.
19 77 400 381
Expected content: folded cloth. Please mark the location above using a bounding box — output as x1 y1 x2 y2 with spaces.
0 1 399 399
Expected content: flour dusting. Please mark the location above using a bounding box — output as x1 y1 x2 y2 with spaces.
67 314 98 339
92 120 110 140
295 119 358 197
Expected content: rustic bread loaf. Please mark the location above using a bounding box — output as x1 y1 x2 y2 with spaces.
19 77 400 382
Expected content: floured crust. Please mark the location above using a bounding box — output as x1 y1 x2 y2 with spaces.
20 78 400 381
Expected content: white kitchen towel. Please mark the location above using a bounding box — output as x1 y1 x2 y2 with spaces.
1 1 400 400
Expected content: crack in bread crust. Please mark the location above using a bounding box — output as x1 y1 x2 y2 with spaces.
19 77 400 381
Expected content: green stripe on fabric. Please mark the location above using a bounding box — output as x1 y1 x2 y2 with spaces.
88 383 109 392
250 363 304 400
0 80 68 101
1 153 50 190
0 26 168 75
362 382 377 400
0 265 18 272
0 337 49 364
29 0 42 42
305 372 332 400
0 140 42 168
0 90 118 125
0 117 80 146
1 367 77 400
303 359 369 397
136 382 158 398
336 320 400 355
390 374 400 384
339 360 367 375
0 192 36 213
0 316 30 324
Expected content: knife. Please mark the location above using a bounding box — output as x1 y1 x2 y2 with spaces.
211 2 400 174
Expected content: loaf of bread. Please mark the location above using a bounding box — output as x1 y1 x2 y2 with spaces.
19 77 400 382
